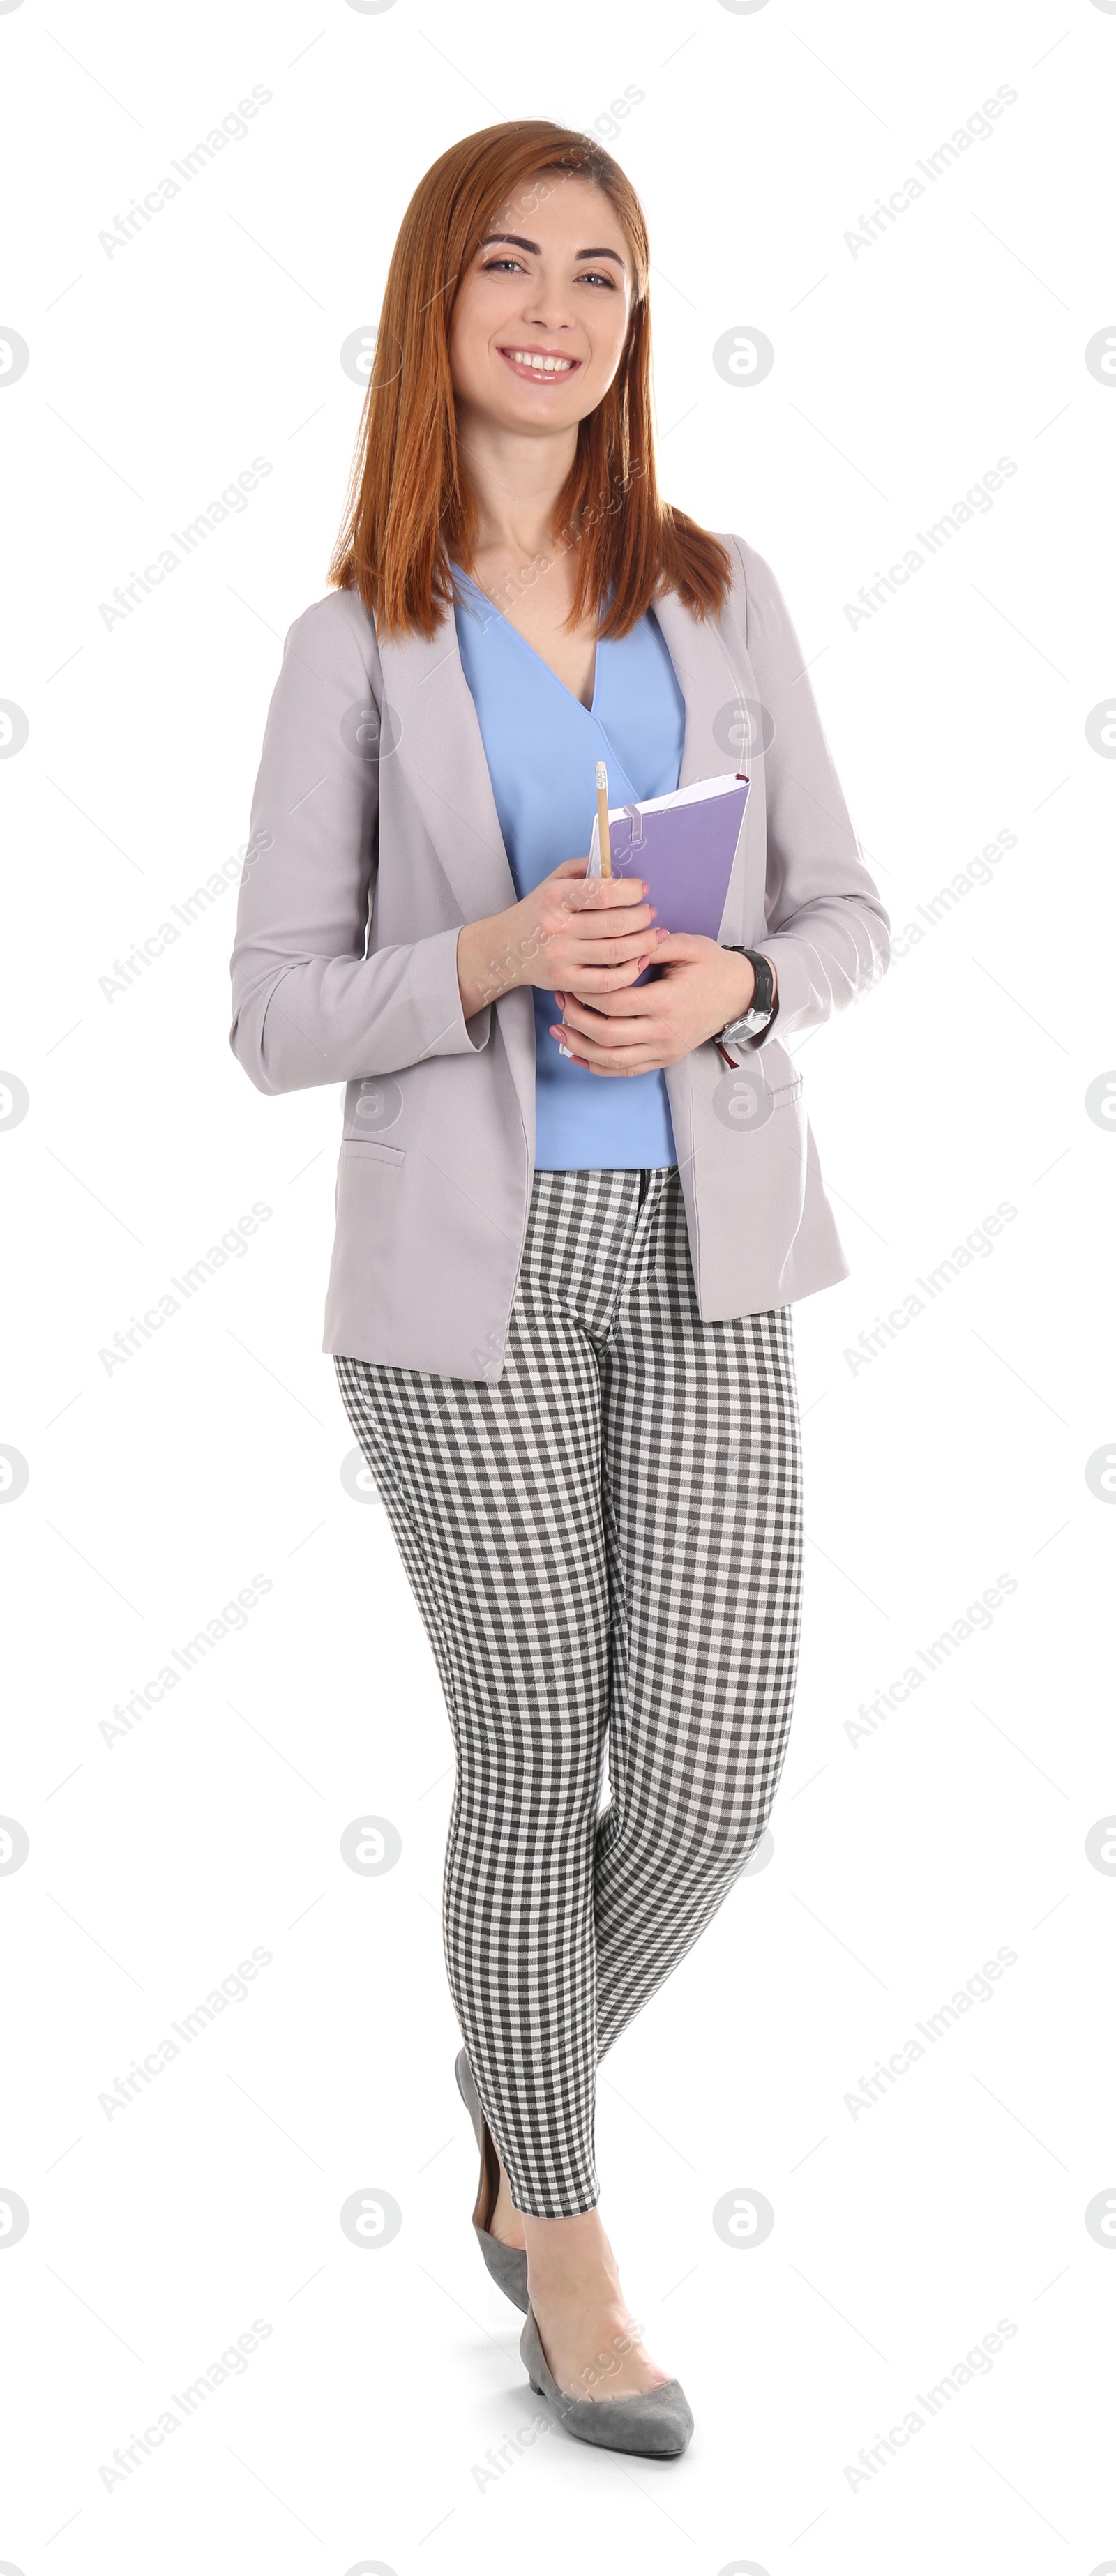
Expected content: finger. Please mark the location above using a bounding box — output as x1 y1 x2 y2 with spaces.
548 858 648 893
559 992 654 1030
557 1043 659 1077
564 910 656 947
558 989 642 1026
559 957 655 1000
550 1027 587 1063
563 877 651 913
558 957 652 994
640 930 703 960
550 1013 665 1075
571 957 655 994
566 927 658 969
551 1009 646 1050
555 919 656 964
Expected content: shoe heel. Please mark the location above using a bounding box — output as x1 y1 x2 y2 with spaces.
455 2048 530 2315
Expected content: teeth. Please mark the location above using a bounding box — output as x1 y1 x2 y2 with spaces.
506 350 574 372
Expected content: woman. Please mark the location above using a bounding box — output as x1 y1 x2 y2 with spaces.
229 119 889 2457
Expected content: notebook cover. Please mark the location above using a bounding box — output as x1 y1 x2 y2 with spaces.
587 773 750 987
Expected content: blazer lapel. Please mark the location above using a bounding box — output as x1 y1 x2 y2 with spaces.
652 580 761 945
376 608 536 1147
376 608 517 921
651 584 748 785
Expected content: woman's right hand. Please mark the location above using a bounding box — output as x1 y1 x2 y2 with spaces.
456 858 665 1020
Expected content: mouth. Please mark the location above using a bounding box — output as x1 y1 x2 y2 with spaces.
497 346 582 386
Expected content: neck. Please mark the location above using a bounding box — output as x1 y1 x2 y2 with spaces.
455 406 579 563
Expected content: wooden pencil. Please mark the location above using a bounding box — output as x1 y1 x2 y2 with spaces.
595 760 612 878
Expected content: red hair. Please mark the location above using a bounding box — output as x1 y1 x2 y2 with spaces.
329 120 733 640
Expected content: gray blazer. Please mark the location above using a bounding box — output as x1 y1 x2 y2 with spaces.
229 535 889 1379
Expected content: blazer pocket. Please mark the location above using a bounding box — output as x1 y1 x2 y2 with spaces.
753 1033 801 1103
769 1069 803 1110
340 1137 405 1169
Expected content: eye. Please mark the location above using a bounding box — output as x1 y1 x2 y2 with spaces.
478 255 619 288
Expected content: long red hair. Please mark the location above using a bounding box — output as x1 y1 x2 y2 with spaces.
329 120 733 640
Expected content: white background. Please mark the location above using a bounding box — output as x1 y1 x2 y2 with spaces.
1 1 1113 2568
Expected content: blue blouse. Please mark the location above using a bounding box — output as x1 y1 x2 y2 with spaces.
452 567 686 1170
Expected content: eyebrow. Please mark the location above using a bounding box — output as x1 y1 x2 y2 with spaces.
480 233 626 268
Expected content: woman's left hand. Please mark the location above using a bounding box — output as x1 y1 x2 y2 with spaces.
550 934 772 1075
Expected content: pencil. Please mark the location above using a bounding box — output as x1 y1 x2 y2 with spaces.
595 759 612 878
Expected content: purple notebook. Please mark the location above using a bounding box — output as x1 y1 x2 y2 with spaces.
587 771 750 987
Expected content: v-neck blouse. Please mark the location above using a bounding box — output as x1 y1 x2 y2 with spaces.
451 566 686 1171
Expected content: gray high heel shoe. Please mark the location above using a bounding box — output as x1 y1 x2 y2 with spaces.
454 2049 529 2314
520 2301 695 2457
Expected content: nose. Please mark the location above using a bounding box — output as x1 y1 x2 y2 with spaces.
518 277 578 338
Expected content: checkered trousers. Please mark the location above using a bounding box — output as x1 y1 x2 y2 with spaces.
335 1163 803 2216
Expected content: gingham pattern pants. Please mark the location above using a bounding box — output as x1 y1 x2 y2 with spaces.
335 1165 803 2215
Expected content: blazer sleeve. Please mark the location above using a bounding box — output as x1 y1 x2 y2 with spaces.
229 593 492 1095
730 536 890 1050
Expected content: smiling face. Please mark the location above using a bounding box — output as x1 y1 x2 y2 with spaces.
447 172 635 439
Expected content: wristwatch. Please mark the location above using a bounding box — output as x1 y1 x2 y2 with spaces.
714 948 776 1066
